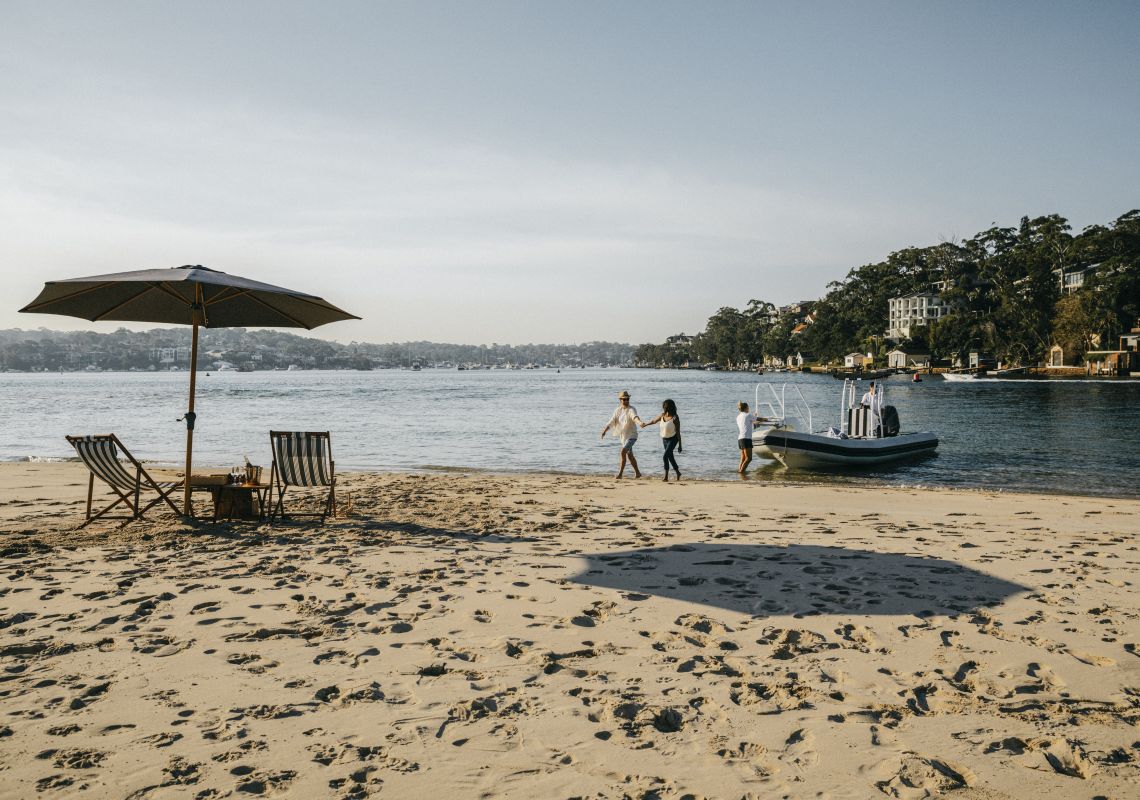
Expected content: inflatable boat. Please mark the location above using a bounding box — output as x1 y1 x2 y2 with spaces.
753 380 938 469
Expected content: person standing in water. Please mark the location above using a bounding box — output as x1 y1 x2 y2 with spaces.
641 399 682 481
736 401 757 473
601 390 643 479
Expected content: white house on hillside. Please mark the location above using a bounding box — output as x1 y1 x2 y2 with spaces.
887 292 951 340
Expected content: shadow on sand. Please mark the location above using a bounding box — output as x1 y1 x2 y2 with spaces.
568 543 1027 618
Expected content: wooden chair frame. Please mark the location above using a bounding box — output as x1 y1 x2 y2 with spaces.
268 431 336 523
66 434 183 528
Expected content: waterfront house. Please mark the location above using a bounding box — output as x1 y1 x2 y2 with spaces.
1048 344 1067 367
1083 323 1140 375
969 350 997 370
1084 349 1135 376
887 349 930 369
1121 320 1140 352
844 352 872 369
786 351 814 369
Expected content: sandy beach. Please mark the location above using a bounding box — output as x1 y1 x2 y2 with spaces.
0 461 1137 799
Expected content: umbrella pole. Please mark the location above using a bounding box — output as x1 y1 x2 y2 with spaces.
183 316 200 517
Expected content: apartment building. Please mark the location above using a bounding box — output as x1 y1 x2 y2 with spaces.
886 292 951 340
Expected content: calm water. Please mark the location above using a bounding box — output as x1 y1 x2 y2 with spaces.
0 369 1137 497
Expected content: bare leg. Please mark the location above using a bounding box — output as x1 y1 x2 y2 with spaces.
738 447 753 473
627 450 641 478
617 449 627 479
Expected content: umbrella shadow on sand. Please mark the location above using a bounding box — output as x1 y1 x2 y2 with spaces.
567 543 1027 619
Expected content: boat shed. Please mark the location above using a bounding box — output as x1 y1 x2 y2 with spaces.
887 349 930 369
969 350 997 370
786 351 814 369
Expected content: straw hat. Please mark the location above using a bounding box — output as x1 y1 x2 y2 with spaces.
618 390 630 399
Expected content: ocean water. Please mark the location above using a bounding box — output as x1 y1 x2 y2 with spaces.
0 369 1137 497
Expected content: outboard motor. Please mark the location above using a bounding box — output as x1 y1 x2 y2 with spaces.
881 405 900 437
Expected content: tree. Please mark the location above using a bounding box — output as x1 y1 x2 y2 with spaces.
1052 294 1113 362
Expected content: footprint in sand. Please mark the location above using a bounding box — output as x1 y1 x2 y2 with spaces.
231 768 298 796
1065 648 1115 667
874 754 976 798
783 728 818 768
986 736 1096 779
572 600 616 627
1026 662 1066 691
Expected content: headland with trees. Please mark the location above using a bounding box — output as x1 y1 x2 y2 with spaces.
635 210 1139 371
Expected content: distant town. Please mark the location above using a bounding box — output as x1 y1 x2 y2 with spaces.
0 328 634 372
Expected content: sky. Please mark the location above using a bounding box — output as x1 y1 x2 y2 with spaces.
1 1 1137 345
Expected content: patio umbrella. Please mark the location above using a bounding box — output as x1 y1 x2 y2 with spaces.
20 265 360 516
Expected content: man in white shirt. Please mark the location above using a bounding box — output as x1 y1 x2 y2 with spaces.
860 381 883 436
601 390 643 479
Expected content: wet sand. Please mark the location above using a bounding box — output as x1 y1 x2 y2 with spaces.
0 462 1137 798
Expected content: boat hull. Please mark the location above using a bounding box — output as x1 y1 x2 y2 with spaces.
755 429 938 469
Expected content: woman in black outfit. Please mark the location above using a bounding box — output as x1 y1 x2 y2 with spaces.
642 399 682 481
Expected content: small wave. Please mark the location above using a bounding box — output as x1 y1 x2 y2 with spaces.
0 455 79 463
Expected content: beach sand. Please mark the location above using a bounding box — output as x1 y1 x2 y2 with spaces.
0 461 1137 798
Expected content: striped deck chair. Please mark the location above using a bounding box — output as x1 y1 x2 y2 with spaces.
268 431 336 522
66 434 183 527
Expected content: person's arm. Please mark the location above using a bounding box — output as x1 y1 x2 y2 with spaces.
676 418 682 451
642 413 663 428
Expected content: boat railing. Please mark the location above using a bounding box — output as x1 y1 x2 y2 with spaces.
755 382 813 433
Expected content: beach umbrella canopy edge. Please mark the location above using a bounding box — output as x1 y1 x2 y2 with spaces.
20 265 359 329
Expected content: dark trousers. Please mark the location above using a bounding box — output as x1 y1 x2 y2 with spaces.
662 435 680 473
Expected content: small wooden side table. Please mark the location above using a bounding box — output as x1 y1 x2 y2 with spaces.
209 483 271 522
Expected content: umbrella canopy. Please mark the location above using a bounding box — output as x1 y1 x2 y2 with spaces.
20 265 358 329
21 265 360 517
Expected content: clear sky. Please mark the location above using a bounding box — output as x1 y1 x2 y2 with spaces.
1 1 1137 345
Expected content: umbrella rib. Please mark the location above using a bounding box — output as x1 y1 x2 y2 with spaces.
242 293 312 328
204 287 249 307
208 287 346 317
151 283 195 307
93 283 160 321
20 281 115 312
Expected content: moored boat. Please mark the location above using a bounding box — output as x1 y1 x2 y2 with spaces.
753 380 938 469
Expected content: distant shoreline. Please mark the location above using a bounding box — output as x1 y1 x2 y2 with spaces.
2 365 1138 380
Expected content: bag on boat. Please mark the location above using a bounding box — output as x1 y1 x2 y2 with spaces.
881 405 900 437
